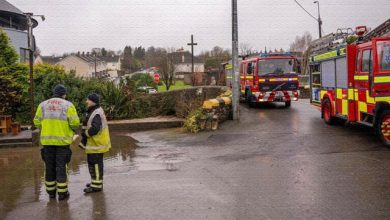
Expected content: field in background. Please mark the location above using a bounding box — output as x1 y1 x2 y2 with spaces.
158 80 192 92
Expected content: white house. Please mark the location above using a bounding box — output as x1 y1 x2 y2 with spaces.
169 51 204 84
100 55 121 78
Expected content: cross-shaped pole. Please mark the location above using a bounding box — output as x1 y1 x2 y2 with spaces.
187 34 197 85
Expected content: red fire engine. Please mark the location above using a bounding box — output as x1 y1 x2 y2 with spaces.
309 21 390 146
240 53 300 107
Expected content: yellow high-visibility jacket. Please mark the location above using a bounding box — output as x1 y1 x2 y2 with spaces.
34 98 80 146
85 107 111 154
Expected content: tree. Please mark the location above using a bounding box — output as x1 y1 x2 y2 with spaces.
199 46 231 69
145 47 167 68
159 53 176 91
239 43 254 56
101 48 107 57
133 46 145 60
0 29 18 67
289 31 312 52
121 46 133 73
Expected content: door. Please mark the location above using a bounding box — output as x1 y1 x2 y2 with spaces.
373 39 390 98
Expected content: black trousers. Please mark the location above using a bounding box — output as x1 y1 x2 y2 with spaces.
87 153 104 189
41 145 72 195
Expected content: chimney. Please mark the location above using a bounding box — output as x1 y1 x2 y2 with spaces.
82 51 85 56
77 51 80 56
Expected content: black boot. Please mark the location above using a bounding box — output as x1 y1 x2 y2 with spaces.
83 187 102 194
58 192 70 201
48 191 56 199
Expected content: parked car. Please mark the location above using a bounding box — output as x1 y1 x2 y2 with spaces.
137 86 157 94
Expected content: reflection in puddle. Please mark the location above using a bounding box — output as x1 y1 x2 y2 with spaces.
0 132 136 219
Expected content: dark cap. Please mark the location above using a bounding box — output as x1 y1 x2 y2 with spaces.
53 84 67 97
87 93 100 105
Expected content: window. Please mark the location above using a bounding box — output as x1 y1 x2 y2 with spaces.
20 48 29 63
258 59 294 76
336 58 347 88
361 50 372 72
247 63 253 75
321 60 335 88
377 41 390 71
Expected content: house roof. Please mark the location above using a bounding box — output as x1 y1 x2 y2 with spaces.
169 51 202 64
40 56 64 64
75 54 103 63
0 0 38 29
99 55 120 63
0 0 23 14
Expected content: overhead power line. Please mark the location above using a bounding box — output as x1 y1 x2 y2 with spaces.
294 0 317 21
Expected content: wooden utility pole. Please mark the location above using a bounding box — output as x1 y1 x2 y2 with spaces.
187 35 197 86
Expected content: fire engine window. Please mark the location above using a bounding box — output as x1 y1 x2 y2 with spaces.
361 50 372 72
247 63 254 75
321 60 336 88
336 58 347 88
377 41 390 71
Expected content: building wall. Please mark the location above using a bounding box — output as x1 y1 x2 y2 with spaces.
57 56 90 78
106 61 120 77
57 55 107 78
175 63 204 73
2 27 28 62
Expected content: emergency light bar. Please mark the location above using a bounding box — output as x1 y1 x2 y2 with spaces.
259 53 293 57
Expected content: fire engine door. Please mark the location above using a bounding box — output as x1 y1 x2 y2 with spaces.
373 39 390 97
246 62 255 88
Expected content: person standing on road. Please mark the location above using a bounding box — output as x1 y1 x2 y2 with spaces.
79 93 111 193
34 84 80 200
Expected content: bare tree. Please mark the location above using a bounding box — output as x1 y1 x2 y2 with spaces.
159 53 176 91
239 43 254 56
289 32 313 52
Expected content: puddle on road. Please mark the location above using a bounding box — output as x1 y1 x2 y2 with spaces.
0 132 183 219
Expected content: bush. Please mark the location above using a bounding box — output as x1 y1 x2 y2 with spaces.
183 108 204 133
130 73 157 89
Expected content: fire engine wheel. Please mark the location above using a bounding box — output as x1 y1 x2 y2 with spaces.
378 109 390 147
285 101 291 108
322 98 335 125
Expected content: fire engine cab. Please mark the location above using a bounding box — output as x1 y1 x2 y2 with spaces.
309 21 390 146
240 53 300 107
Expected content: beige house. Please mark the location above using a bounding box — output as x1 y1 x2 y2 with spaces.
57 54 107 78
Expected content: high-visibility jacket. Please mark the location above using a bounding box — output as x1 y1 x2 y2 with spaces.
34 98 80 146
85 107 111 154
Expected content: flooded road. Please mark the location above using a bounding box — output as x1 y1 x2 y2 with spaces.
0 133 137 219
1 100 390 219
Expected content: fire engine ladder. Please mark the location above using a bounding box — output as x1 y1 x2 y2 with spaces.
362 18 390 41
309 28 353 56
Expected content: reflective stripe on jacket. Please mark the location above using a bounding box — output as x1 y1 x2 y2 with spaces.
85 107 111 154
34 98 80 146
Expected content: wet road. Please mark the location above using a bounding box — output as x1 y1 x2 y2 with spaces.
1 99 390 219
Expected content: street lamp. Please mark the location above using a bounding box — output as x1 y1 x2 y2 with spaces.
313 1 322 38
24 13 45 130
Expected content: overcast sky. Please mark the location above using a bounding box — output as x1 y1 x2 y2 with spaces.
7 0 390 56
